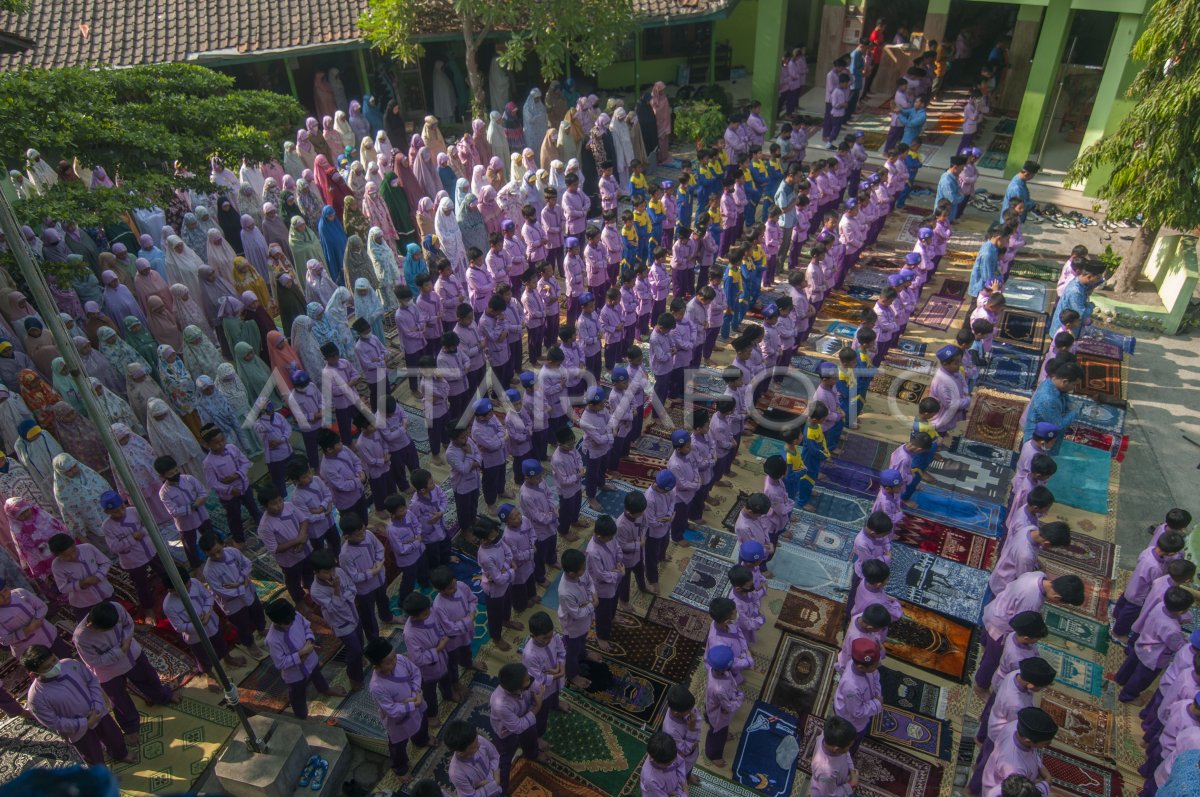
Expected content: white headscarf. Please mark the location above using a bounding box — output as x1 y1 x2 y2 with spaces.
51 453 111 545
145 397 204 478
434 197 468 276
289 315 326 381
164 235 205 301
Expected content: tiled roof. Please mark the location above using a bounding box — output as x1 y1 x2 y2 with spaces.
0 0 734 71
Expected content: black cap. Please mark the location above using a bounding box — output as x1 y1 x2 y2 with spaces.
1018 657 1056 687
1009 611 1047 638
1016 706 1057 742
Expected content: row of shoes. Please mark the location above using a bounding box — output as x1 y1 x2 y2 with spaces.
299 755 329 791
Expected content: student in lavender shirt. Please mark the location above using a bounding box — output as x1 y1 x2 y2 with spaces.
409 468 452 574
445 719 503 797
490 662 545 791
365 636 430 778
338 512 395 641
551 426 587 543
353 411 393 516
977 572 1084 689
640 731 690 797
23 643 135 765
838 604 893 674
1132 559 1198 648
155 454 212 567
200 427 260 545
320 341 363 446
471 398 510 513
614 491 648 611
503 388 533 488
255 485 314 605
977 611 1049 740
394 286 426 392
667 430 701 544
477 517 523 653
702 644 745 767
418 352 451 463
852 560 903 621
430 565 487 685
384 493 425 600
318 428 369 523
809 715 859 797
308 548 366 690
579 387 614 510
520 459 558 585
0 578 74 669
762 455 792 544
872 468 905 529
1117 587 1195 703
834 638 884 753
523 610 566 735
734 493 774 576
988 520 1072 600
49 535 114 622
403 591 460 724
980 707 1058 797
498 502 537 612
253 400 295 498
587 515 623 650
199 534 266 657
438 331 472 435
446 423 483 533
607 368 635 463
287 370 324 469
1148 508 1192 550
661 684 702 785
706 597 753 687
74 600 178 737
558 548 598 688
163 565 246 682
643 470 676 589
727 565 766 645
848 511 894 611
264 598 345 718
99 491 166 622
1112 531 1186 643
287 459 338 550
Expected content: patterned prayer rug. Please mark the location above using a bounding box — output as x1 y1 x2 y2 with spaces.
810 334 845 355
1044 746 1123 797
894 338 928 356
798 715 945 797
1041 688 1114 759
803 489 874 528
912 294 962 330
541 694 646 795
613 451 668 488
880 666 947 720
669 550 733 610
590 612 704 682
507 758 613 797
690 366 730 397
938 278 969 299
138 626 198 692
748 407 807 440
1040 534 1116 580
1079 324 1136 354
870 706 954 761
692 768 770 797
893 515 999 569
867 373 928 402
1041 559 1111 622
732 701 801 797
965 387 1029 450
885 544 988 624
826 320 859 338
1066 425 1121 456
924 450 1014 503
773 588 846 644
1074 336 1123 361
647 597 710 642
630 434 672 460
838 433 897 470
998 308 1048 353
1067 395 1126 435
0 714 80 779
1077 354 1124 401
785 512 859 559
329 630 413 752
979 133 1012 170
847 268 893 292
945 435 1019 469
574 658 672 728
819 294 874 323
791 354 825 374
761 635 836 722
909 483 1006 538
238 626 343 714
683 524 739 560
882 351 935 376
847 285 878 301
817 458 879 497
1048 440 1112 514
885 601 977 682
765 546 853 599
1037 642 1106 697
980 341 1042 395
748 435 786 459
1001 277 1050 313
580 480 639 521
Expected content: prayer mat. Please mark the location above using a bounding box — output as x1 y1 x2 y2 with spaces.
885 601 976 682
799 715 945 797
791 353 825 374
804 489 874 528
402 405 430 453
137 626 198 692
946 433 1019 469
868 373 928 402
683 524 739 560
581 480 639 521
630 434 672 460
909 483 1006 538
880 666 947 720
238 626 343 714
847 285 878 301
765 546 852 599
1040 534 1116 580
689 366 730 397
647 597 710 642
774 588 846 644
0 714 80 778
748 436 786 459
894 515 999 569
732 701 801 797
810 334 844 355
1048 440 1112 514
1076 354 1123 401
839 433 896 470
847 268 893 292
870 706 954 761
924 450 1014 503
1008 260 1063 282
1080 324 1136 355
997 308 1048 353
669 550 733 610
1067 395 1126 435
542 694 646 795
938 278 969 299
1041 560 1111 622
882 351 935 376
1044 746 1123 797
819 294 874 323
590 612 704 682
895 338 928 356
692 768 769 797
818 458 879 497
979 134 1012 170
613 451 667 487
1001 277 1049 313
1041 689 1114 759
772 370 819 400
762 635 836 725
965 388 1029 450
1066 425 1119 455
330 631 420 752
1037 642 1105 697
507 758 612 797
912 294 962 330
760 392 810 414
980 341 1042 395
826 320 859 338
575 658 671 728
108 695 241 795
749 407 806 440
1074 336 1123 361
885 544 988 624
786 512 859 559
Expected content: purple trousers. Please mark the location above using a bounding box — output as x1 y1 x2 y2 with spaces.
704 719 730 760
494 724 540 792
189 629 230 674
618 561 647 603
974 630 1004 689
286 667 331 719
227 598 267 647
73 714 129 765
356 585 394 641
485 591 512 642
103 652 174 733
1116 650 1161 702
1111 595 1141 638
645 534 670 584
340 627 365 684
388 715 430 776
595 595 618 641
584 450 609 499
557 492 582 539
968 736 994 795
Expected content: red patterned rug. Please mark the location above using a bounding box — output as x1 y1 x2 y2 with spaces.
894 515 998 570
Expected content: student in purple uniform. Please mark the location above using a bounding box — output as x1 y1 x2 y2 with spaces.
23 643 136 764
503 388 533 488
384 494 425 601
380 395 422 489
733 493 774 575
838 604 893 673
872 468 905 528
339 512 395 641
477 517 523 652
968 657 1058 796
980 708 1059 797
99 492 165 622
455 302 487 396
662 683 703 785
552 426 587 542
286 459 337 550
519 459 558 585
616 491 649 611
352 317 389 410
1117 586 1194 703
1112 532 1186 642
410 468 452 573
366 637 431 780
834 638 884 751
480 295 512 393
577 292 603 383
264 598 346 718
49 535 114 621
702 644 746 767
445 719 503 797
608 368 635 461
809 715 858 797
199 534 266 657
490 662 546 791
580 387 614 510
317 427 369 522
642 731 691 797
287 370 324 469
667 430 702 544
73 601 178 744
523 610 567 735
320 341 363 445
706 597 753 684
727 565 766 644
439 332 471 432
762 455 792 544
1132 559 1197 645
977 611 1048 738
308 548 366 690
253 484 314 605
498 502 538 612
1147 508 1193 549
403 591 460 724
558 548 597 689
643 470 676 590
852 559 903 620
988 520 1071 599
200 427 259 546
446 423 483 533
976 572 1084 689
586 515 624 651
472 399 510 513
253 400 295 497
430 564 487 685
848 511 894 611
162 565 246 682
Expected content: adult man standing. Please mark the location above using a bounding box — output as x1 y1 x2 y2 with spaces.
1002 161 1039 222
848 40 869 117
936 157 967 220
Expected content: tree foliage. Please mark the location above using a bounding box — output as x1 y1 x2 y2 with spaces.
1 64 304 226
1064 0 1200 233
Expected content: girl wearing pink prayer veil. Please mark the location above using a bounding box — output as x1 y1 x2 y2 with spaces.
133 258 173 317
650 81 672 163
170 284 215 343
477 186 503 234
108 422 173 528
408 134 426 167
4 496 69 580
412 146 441 201
361 182 398 251
470 164 489 198
313 154 354 219
322 115 344 155
145 295 183 350
471 118 491 166
296 129 317 170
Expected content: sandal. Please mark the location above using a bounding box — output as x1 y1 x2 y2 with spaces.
309 757 329 791
299 755 320 788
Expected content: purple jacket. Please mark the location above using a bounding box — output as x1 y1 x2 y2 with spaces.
551 446 582 498
369 653 425 743
523 633 565 698
478 540 514 597
432 580 476 652
26 659 106 742
52 543 114 609
489 684 536 739
557 573 596 637
354 428 390 479
471 414 507 468
341 533 387 594
101 508 156 570
0 588 56 656
291 477 334 537
265 613 318 684
503 518 536 582
320 446 365 510
258 503 313 568
254 412 294 464
447 439 482 493
412 486 449 544
73 602 141 682
163 579 219 644
586 535 622 599
202 546 257 614
404 615 449 680
159 474 209 531
833 666 882 732
520 481 557 541
386 514 424 568
310 568 360 637
449 736 502 797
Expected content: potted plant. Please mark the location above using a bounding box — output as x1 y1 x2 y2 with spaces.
673 100 726 150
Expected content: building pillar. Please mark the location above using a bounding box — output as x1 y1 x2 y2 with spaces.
994 4 1044 113
284 58 300 102
814 0 848 87
1005 0 1072 178
1079 13 1145 197
752 0 789 129
922 0 951 49
355 48 371 97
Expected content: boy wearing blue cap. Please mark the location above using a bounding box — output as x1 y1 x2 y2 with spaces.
647 313 676 426
519 459 558 582
551 426 586 542
728 565 766 645
100 491 166 622
912 226 936 280
480 296 512 393
446 424 483 533
668 431 702 544
498 503 537 612
873 469 906 528
643 471 676 589
1015 423 1059 487
608 368 635 461
702 643 746 767
600 288 625 371
580 388 614 511
472 399 510 513
503 388 533 488
734 493 775 575
577 292 603 384
929 345 971 437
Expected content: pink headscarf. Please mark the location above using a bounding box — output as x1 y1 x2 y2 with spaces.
134 259 174 316
313 154 353 218
477 186 502 233
362 182 398 246
412 146 441 200
471 119 491 165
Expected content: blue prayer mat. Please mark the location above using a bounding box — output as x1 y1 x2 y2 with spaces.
1047 440 1111 514
733 701 801 797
